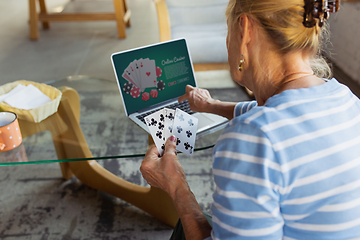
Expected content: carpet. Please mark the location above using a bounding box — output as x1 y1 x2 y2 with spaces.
0 86 251 240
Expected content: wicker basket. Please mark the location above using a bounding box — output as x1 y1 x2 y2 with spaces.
0 80 62 123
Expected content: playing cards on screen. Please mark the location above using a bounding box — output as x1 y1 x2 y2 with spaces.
122 58 165 99
112 38 197 117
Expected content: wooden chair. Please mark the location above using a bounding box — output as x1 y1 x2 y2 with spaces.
28 0 131 40
153 0 229 72
18 86 179 226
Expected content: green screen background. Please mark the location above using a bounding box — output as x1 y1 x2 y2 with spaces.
112 39 196 115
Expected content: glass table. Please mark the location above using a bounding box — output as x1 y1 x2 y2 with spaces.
0 76 224 165
0 76 226 226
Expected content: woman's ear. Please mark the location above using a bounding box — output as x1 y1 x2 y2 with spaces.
238 14 252 43
238 14 252 60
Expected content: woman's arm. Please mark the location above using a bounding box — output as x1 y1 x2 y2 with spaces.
172 184 212 240
140 136 212 239
178 85 237 120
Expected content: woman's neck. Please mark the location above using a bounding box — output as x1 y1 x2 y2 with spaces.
251 51 319 106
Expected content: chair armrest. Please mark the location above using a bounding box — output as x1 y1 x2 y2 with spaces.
55 87 179 226
153 0 171 41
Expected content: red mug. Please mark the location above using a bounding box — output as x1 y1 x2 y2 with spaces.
0 112 22 152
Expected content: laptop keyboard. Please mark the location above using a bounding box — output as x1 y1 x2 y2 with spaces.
136 100 194 124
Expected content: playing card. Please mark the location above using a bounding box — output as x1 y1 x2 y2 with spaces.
131 59 141 85
172 109 198 156
145 109 166 156
139 58 157 91
124 61 140 88
163 108 175 141
134 59 142 85
122 72 137 87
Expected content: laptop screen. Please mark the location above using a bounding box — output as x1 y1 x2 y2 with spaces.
111 39 197 116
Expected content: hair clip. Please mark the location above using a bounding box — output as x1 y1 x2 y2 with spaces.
303 0 339 28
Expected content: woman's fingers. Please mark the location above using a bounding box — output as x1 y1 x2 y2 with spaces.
185 85 195 92
178 85 195 103
140 135 183 192
163 135 177 156
144 144 160 160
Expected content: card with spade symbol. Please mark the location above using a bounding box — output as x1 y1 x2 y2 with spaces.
144 109 166 156
172 108 198 156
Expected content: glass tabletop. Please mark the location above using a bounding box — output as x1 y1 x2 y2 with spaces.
0 76 226 166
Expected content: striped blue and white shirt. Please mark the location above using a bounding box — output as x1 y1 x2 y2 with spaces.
210 79 360 239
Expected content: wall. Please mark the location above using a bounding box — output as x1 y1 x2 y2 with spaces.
328 1 360 83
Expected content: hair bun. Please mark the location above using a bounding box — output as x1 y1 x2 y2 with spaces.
303 0 339 28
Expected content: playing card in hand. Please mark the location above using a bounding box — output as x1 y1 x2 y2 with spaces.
164 108 175 141
145 109 166 156
172 109 198 156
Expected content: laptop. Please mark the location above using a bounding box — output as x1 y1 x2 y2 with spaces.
111 38 228 137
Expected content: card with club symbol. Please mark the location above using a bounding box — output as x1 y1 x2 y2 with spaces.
145 108 198 156
172 108 198 156
164 108 175 141
144 110 166 156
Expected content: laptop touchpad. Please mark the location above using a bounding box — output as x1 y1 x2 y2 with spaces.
193 113 216 131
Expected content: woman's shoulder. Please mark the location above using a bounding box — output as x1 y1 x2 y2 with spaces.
224 78 356 137
220 109 272 144
266 78 352 106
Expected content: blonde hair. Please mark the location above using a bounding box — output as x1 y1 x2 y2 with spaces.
226 0 332 78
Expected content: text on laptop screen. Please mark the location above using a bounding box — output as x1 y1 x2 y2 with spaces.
112 39 196 115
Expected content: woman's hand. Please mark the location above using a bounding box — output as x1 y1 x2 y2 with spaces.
178 85 237 119
140 136 188 199
141 135 213 239
178 85 215 113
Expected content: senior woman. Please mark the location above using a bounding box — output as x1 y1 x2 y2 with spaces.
141 0 360 239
